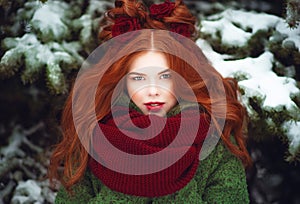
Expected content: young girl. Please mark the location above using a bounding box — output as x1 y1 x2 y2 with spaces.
49 0 252 203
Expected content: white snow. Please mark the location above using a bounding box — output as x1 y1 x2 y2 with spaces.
75 14 93 45
198 37 300 154
201 16 252 46
197 39 300 110
12 180 42 204
0 33 81 93
87 0 113 15
197 9 300 155
283 121 300 155
200 9 300 51
275 19 300 51
0 126 25 158
31 1 70 41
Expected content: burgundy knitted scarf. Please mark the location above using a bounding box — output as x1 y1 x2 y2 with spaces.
88 105 210 197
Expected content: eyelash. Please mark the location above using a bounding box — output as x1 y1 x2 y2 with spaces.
160 73 171 79
132 76 145 81
131 73 171 81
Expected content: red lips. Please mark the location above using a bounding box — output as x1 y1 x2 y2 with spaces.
144 102 165 111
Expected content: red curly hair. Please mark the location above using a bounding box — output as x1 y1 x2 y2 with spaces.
48 0 251 192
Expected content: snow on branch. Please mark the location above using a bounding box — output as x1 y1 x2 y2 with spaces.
30 1 70 42
0 0 111 94
0 34 80 94
198 9 300 161
0 123 56 204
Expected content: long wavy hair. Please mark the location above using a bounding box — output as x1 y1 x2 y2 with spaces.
48 0 251 191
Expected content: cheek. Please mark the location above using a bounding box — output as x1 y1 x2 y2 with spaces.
126 79 136 98
164 83 177 108
168 93 178 107
126 77 146 98
130 92 143 104
127 84 144 105
159 80 174 93
164 82 176 100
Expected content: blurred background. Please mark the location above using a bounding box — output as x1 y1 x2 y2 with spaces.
0 0 299 203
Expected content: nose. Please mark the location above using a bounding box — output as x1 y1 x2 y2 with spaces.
148 84 160 96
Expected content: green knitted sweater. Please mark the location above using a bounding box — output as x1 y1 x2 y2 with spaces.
55 140 249 204
55 99 249 203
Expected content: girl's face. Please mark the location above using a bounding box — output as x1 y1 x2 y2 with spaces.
126 52 177 117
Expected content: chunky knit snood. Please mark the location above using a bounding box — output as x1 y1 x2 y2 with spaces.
88 104 210 197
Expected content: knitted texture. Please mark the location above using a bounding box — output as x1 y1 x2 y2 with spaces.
55 141 250 204
89 105 210 197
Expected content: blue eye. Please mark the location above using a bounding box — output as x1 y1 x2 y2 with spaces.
160 73 171 79
132 76 145 81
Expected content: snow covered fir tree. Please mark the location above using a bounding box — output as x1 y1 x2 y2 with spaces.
0 0 299 203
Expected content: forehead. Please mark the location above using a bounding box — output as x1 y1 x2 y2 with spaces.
129 51 169 73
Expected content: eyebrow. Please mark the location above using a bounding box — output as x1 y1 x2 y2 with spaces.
127 69 171 76
158 69 171 75
127 72 146 76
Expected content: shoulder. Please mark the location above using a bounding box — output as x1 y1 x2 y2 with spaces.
55 170 97 204
197 139 238 173
195 139 250 204
199 136 246 172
